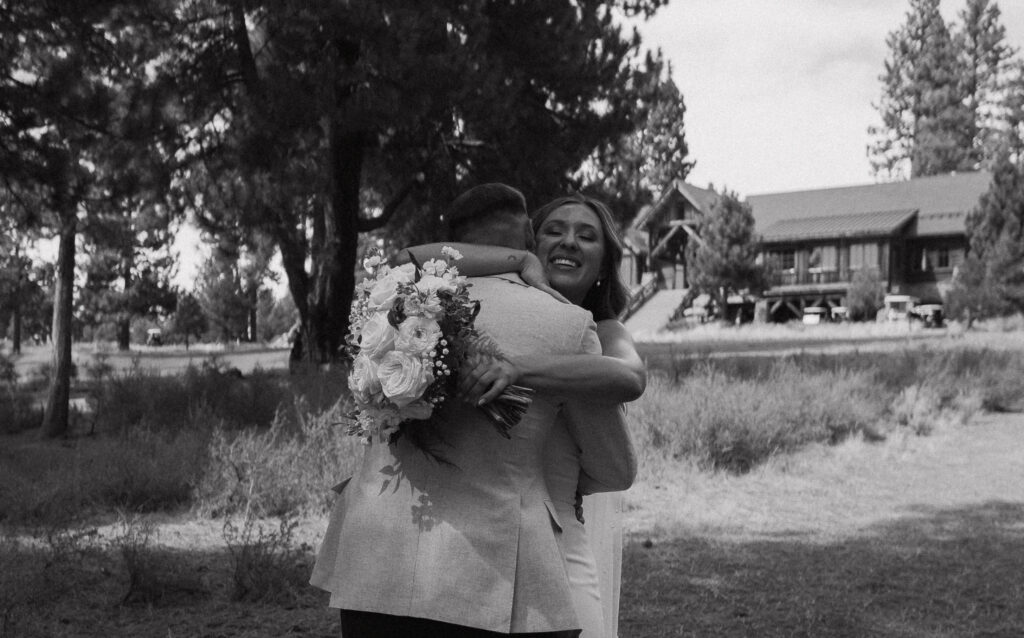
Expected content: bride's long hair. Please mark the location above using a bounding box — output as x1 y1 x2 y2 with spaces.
531 194 628 321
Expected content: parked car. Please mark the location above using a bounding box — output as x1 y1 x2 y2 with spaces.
911 304 945 328
802 306 829 325
881 294 919 322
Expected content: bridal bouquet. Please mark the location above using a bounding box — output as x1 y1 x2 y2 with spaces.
344 246 534 447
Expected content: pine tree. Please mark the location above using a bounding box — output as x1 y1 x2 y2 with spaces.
956 0 1019 165
684 189 767 319
960 153 1024 315
577 55 694 225
170 293 206 351
869 0 975 178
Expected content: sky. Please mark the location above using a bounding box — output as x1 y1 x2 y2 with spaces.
633 0 1024 196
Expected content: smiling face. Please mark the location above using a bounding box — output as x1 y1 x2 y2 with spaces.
534 203 607 305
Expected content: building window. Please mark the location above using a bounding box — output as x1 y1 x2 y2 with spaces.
819 245 838 271
770 250 795 271
849 242 878 270
914 245 957 272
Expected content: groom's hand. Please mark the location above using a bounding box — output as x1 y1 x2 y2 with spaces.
458 355 520 407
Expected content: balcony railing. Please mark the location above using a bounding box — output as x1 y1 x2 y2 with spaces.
770 268 879 287
620 275 660 321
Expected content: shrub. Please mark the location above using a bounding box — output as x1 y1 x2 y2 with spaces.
89 361 292 433
223 513 307 603
0 391 40 434
0 428 209 526
195 397 361 518
630 362 886 474
845 269 886 321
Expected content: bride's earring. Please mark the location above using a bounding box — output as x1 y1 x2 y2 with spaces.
596 279 604 288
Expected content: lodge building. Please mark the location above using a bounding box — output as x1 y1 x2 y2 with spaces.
628 171 993 322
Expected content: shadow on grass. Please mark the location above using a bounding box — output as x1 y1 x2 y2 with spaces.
622 501 1024 638
0 540 336 638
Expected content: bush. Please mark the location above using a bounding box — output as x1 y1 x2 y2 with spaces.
846 269 885 321
628 345 1024 476
0 391 40 434
223 513 307 603
89 360 292 433
195 397 361 518
0 427 210 526
630 362 886 474
0 351 40 434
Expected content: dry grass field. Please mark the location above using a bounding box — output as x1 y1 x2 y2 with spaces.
2 325 1024 637
620 412 1024 637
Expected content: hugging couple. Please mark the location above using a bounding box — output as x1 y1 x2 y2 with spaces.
311 183 646 638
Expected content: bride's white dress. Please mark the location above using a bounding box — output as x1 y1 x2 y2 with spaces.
544 417 624 638
583 490 622 638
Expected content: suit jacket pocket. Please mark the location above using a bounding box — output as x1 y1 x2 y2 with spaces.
543 499 563 534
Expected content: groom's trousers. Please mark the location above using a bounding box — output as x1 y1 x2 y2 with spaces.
339 610 581 638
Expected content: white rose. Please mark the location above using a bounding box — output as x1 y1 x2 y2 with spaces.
377 350 434 407
391 263 416 283
418 292 443 318
416 274 455 295
421 258 448 277
368 274 401 310
441 246 463 261
395 316 442 356
348 354 382 400
360 313 398 358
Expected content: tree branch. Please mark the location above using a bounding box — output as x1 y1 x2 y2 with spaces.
229 0 261 94
356 172 425 232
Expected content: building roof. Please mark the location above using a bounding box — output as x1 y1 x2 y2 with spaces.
761 208 917 242
747 171 991 238
631 180 717 231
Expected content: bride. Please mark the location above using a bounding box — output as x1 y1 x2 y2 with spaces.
402 193 646 638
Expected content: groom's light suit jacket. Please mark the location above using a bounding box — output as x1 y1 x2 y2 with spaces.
311 275 601 633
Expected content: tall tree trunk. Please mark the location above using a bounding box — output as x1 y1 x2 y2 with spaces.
117 250 132 350
41 215 76 438
306 126 362 364
11 304 21 355
117 318 130 351
248 290 258 342
11 243 22 355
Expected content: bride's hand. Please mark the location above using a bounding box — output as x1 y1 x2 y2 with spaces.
520 253 571 304
458 355 520 406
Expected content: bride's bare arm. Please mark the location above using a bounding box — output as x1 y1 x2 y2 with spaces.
396 242 527 273
396 243 569 303
462 320 645 411
461 320 646 405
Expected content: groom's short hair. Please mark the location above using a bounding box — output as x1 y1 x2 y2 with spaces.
448 183 531 249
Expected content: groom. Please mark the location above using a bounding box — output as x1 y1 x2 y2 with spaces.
311 183 601 637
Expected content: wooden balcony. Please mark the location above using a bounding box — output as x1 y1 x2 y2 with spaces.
771 269 846 286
